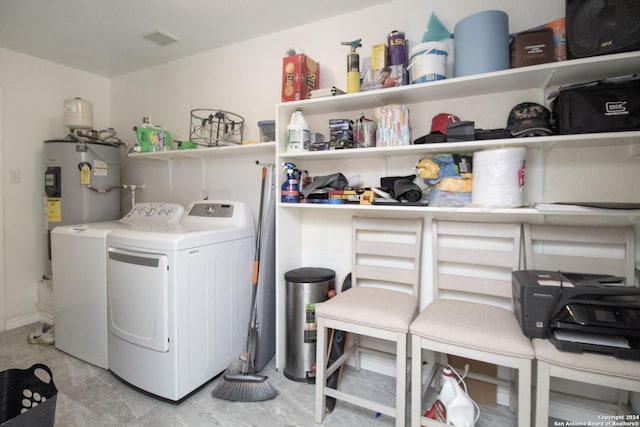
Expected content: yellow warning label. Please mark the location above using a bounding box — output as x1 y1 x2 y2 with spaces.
47 198 62 222
80 165 91 185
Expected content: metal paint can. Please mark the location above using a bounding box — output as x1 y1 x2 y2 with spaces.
387 30 407 66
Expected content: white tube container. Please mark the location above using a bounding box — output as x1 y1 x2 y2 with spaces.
472 147 526 207
409 41 448 84
63 97 93 130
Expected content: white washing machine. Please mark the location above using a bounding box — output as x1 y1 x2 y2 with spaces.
51 202 184 369
106 200 254 401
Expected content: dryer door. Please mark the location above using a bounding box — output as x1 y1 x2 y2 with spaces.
107 247 170 352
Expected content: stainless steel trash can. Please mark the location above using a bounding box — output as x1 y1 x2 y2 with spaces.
284 267 335 382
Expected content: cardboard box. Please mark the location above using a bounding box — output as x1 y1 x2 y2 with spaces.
328 189 375 204
543 17 566 62
282 54 320 102
515 17 566 63
372 43 387 70
361 64 407 91
447 355 498 407
310 141 330 151
511 28 555 68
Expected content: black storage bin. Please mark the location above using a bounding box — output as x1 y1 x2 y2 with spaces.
0 364 57 427
552 75 640 135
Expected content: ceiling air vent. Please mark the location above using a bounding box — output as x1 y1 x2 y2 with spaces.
142 30 180 46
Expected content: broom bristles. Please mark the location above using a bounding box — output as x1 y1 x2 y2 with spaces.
212 374 277 402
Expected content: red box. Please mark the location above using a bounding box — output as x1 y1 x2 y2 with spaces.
282 54 320 102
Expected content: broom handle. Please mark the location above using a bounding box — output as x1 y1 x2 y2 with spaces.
243 166 267 374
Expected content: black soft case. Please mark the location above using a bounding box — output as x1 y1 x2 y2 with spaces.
552 75 640 135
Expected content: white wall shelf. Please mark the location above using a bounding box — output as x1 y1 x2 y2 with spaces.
278 131 640 160
279 202 640 218
272 51 640 370
275 51 640 120
128 141 276 161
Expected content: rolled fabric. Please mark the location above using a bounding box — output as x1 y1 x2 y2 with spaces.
301 172 348 198
472 147 526 207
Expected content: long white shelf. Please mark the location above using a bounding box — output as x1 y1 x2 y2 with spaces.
275 51 640 116
279 202 640 218
278 131 640 159
128 141 275 160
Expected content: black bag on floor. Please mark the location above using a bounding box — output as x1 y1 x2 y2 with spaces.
551 74 640 135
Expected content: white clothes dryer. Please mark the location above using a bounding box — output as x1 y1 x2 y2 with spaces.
106 200 254 401
51 202 184 369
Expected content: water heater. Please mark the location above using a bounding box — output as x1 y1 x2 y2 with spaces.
43 140 121 277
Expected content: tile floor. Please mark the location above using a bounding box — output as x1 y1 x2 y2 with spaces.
0 324 517 426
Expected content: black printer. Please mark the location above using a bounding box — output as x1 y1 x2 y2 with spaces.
512 270 640 360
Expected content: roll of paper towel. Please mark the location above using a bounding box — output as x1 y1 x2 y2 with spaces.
472 147 526 207
454 10 509 77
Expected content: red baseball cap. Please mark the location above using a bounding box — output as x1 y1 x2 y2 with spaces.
431 113 460 134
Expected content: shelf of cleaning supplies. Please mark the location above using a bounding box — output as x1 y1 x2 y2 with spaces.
129 141 275 161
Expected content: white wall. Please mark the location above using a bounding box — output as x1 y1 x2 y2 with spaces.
111 0 566 210
111 0 566 143
0 48 111 327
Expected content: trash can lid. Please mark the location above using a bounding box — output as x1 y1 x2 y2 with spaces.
284 267 335 283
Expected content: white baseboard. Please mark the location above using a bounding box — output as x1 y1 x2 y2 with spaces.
5 313 39 330
36 303 54 325
360 352 396 377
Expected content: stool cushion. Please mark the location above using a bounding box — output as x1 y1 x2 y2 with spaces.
533 338 640 379
410 299 534 359
315 287 418 333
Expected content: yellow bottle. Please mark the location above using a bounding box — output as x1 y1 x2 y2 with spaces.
341 39 362 93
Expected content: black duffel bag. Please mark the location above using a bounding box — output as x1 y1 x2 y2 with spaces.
551 74 640 135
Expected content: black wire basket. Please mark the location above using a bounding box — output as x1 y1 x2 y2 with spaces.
189 109 244 147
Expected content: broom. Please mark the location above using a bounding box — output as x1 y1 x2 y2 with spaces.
212 165 277 402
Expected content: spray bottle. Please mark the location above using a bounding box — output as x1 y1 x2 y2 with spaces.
281 162 300 203
341 39 362 93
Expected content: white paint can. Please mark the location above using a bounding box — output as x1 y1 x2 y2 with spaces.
408 42 448 84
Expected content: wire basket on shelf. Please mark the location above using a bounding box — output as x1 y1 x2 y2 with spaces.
189 109 244 147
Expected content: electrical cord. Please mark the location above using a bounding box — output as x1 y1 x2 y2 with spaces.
448 364 481 424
